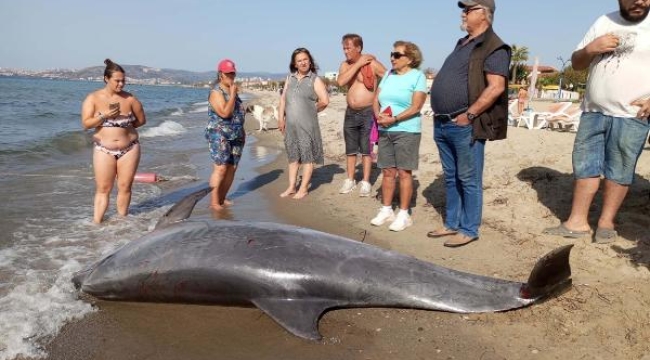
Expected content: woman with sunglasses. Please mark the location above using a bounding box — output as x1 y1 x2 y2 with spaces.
205 59 246 210
370 41 427 232
277 48 329 199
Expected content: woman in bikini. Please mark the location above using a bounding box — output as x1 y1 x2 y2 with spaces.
205 59 245 210
81 59 146 223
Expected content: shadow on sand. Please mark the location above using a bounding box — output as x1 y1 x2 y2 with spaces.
421 174 447 219
230 169 283 200
131 170 284 216
517 166 650 269
309 163 345 192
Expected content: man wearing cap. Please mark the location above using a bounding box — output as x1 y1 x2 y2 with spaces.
427 0 510 247
544 0 650 244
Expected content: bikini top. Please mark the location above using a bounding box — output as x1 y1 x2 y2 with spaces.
100 112 136 128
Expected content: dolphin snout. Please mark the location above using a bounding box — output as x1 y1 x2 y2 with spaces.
71 269 91 289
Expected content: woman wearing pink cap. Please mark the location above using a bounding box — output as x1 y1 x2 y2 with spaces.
205 59 246 210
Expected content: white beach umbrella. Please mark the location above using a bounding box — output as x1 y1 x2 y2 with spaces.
527 57 539 103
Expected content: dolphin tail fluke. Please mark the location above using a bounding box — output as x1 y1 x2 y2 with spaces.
520 244 573 300
154 186 212 229
252 298 341 341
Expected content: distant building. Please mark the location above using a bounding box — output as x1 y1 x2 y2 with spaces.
324 72 338 81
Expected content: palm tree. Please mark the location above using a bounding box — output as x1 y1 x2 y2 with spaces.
510 44 529 84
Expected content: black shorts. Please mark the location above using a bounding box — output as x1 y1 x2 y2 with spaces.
343 106 373 155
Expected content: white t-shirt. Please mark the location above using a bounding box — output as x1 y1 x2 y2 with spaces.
576 11 650 118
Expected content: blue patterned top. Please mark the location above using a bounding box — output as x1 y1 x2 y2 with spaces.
207 86 245 133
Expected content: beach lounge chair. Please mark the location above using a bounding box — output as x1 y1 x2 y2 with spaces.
546 105 583 132
507 100 521 126
524 101 573 130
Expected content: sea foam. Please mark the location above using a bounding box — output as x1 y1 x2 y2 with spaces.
139 120 186 138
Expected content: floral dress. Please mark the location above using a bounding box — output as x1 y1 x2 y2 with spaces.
205 87 246 165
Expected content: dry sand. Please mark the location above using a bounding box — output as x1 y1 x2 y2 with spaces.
45 90 650 360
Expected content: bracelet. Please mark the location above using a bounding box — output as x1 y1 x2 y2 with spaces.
98 113 106 122
393 116 399 122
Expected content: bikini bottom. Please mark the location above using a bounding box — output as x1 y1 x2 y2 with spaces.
93 139 139 160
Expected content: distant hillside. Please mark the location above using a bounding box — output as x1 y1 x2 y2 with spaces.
3 64 286 85
71 65 216 84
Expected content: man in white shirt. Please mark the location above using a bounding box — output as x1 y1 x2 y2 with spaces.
544 0 650 244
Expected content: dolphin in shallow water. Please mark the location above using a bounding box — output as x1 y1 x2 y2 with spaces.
73 186 573 340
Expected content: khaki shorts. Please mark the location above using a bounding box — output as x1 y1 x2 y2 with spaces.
377 131 421 170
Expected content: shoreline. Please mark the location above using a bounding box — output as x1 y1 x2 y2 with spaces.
43 90 650 360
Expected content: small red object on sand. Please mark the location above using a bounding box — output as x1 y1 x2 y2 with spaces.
134 173 158 183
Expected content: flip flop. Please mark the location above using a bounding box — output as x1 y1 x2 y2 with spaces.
542 223 591 238
427 228 458 238
593 227 617 244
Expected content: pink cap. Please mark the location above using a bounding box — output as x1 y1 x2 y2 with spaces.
217 59 237 73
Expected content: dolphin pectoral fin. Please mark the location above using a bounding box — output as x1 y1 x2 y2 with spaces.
154 186 212 229
252 298 339 341
520 244 573 300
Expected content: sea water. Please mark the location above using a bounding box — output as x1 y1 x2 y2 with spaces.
0 77 280 359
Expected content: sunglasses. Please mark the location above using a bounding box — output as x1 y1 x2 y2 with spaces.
390 52 407 59
463 6 484 14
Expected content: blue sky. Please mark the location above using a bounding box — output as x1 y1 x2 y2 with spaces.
0 0 618 74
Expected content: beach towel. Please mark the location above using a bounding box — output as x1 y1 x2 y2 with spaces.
369 106 391 148
370 116 379 144
360 63 375 91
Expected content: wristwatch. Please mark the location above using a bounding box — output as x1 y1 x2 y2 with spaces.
466 112 477 121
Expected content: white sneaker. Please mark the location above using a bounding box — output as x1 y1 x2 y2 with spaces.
389 212 413 232
339 179 356 194
371 208 395 226
358 181 372 197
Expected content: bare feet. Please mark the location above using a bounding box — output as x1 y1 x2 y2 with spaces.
280 188 296 198
292 191 308 200
223 199 234 207
209 203 225 211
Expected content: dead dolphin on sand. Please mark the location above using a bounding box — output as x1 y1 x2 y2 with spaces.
73 186 573 340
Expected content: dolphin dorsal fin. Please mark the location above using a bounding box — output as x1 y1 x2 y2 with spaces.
252 298 341 341
154 186 212 230
520 244 573 300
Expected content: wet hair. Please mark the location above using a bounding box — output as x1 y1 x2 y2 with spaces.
103 59 125 83
289 48 319 74
393 41 423 69
342 33 363 51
